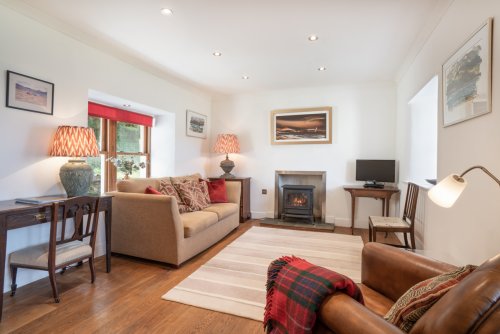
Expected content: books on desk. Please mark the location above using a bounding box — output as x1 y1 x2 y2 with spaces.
15 195 66 205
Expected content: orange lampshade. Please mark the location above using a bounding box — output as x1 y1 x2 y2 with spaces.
49 126 99 157
213 134 240 154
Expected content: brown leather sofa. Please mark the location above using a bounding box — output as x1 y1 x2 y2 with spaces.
318 242 500 333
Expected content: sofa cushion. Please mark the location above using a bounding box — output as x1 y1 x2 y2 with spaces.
384 264 477 332
181 210 219 238
202 203 238 220
174 180 210 211
159 180 191 213
117 177 170 193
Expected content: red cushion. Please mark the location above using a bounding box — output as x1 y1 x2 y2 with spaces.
203 178 228 203
145 186 161 195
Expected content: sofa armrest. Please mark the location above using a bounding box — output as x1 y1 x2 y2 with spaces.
107 191 184 259
225 181 241 206
362 243 457 301
320 292 403 334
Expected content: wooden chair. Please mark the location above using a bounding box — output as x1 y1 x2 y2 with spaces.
9 196 100 303
368 182 419 249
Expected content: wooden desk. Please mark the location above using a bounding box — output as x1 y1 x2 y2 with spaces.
343 185 400 234
0 195 112 321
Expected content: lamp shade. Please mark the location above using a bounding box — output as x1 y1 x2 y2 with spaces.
428 174 467 208
49 126 99 157
213 134 240 154
49 126 99 197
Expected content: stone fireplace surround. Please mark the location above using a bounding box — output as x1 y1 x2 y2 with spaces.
274 170 327 223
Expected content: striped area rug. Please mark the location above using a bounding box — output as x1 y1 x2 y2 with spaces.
162 226 363 321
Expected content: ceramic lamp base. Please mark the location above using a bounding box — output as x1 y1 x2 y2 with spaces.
220 157 235 178
59 159 94 197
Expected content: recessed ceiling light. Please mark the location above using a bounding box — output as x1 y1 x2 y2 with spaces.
160 8 173 16
123 104 131 107
317 66 327 71
213 52 222 56
242 75 250 80
308 34 319 41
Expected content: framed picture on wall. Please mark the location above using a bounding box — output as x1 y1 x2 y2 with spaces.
270 106 332 145
6 70 54 115
442 18 492 127
186 110 207 138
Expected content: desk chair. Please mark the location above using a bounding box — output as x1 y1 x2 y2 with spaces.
9 196 100 303
369 182 419 249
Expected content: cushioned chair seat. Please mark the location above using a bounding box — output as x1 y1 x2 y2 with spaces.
202 203 239 220
181 211 219 238
10 240 92 269
370 216 410 228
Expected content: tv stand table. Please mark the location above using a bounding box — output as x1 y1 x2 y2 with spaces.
343 185 400 234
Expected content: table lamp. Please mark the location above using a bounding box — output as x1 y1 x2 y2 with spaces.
49 126 100 197
213 134 240 178
428 165 500 208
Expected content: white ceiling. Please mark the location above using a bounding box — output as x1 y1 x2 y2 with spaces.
5 0 451 95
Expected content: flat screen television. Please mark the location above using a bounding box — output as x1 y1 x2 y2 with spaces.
355 159 396 188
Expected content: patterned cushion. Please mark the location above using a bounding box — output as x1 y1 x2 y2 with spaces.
170 173 202 184
198 179 211 204
384 265 477 332
159 180 192 213
174 180 211 211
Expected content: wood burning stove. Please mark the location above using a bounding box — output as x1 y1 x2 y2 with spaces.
281 185 315 222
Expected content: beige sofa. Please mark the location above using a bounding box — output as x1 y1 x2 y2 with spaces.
108 175 241 266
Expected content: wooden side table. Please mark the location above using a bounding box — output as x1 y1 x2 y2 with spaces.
209 177 251 223
343 185 400 234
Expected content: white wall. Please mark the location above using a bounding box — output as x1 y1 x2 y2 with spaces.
211 83 397 226
396 0 500 265
0 5 211 291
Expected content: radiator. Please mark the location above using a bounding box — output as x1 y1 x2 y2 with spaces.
414 186 427 248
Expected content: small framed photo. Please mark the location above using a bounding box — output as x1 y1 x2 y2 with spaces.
442 18 492 127
271 106 332 145
6 71 54 115
186 110 207 138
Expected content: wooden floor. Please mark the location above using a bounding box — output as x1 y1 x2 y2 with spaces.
1 221 401 334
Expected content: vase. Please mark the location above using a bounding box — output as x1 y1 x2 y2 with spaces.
123 173 130 180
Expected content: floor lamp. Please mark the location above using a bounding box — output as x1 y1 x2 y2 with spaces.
428 165 500 208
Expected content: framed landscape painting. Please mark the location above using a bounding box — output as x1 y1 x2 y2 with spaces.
186 110 207 138
442 18 492 127
6 71 54 115
271 106 332 145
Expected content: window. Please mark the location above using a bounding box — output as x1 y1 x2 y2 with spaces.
88 102 152 192
408 76 438 185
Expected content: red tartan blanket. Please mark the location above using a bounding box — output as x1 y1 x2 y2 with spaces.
264 256 364 334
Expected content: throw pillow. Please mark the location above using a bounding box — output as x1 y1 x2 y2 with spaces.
198 179 211 204
384 264 477 332
171 173 202 184
203 178 228 203
174 180 210 211
159 180 192 214
145 186 161 195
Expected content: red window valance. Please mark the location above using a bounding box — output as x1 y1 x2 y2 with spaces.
88 102 153 127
